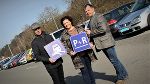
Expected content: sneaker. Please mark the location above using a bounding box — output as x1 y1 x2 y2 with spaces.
115 80 126 84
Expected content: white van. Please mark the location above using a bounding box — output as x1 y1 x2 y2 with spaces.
50 28 65 40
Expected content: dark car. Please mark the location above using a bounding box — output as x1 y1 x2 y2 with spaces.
11 52 25 67
103 2 134 37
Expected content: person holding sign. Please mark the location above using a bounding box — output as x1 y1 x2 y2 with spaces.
31 22 66 84
84 4 128 84
60 16 97 84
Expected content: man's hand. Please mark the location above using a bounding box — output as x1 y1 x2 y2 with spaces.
49 58 55 63
84 29 91 35
89 42 95 49
70 51 76 56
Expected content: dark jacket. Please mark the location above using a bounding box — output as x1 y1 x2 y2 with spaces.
89 13 115 49
31 31 63 69
61 26 97 69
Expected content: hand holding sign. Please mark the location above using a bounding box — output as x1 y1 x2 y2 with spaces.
44 39 67 61
49 58 55 63
84 29 91 35
70 51 76 56
89 42 95 49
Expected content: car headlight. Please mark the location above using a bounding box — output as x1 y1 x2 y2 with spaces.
114 24 122 30
132 16 141 24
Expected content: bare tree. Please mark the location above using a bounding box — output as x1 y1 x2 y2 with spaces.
38 7 61 33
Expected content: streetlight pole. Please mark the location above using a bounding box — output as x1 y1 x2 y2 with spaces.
8 44 14 56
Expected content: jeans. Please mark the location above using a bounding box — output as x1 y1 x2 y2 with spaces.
80 55 96 84
46 64 66 84
102 46 128 80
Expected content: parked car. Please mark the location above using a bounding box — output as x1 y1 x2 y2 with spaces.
12 52 25 67
18 52 28 65
2 53 24 69
2 55 17 69
114 0 150 35
103 2 134 36
0 61 2 71
25 48 34 62
0 58 9 70
0 57 10 70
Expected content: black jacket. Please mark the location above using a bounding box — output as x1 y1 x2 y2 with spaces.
31 31 63 69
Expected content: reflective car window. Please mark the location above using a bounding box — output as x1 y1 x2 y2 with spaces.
53 29 64 39
111 10 120 19
131 0 149 12
104 13 111 20
104 2 134 21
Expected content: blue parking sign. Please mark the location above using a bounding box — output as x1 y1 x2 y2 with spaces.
70 32 90 53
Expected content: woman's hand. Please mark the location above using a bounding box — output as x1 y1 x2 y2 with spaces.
84 29 91 35
70 51 76 56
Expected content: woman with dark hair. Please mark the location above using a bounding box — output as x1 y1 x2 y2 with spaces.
60 16 97 84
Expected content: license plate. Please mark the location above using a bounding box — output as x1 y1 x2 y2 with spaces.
120 27 129 32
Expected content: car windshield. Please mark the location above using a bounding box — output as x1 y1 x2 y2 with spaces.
53 29 64 39
104 2 134 21
130 0 149 12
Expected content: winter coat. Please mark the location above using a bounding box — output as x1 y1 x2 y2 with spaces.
89 13 115 50
31 31 63 69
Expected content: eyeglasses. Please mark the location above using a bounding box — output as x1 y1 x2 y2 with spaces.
33 27 40 31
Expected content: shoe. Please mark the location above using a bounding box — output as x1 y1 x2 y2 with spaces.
115 80 126 84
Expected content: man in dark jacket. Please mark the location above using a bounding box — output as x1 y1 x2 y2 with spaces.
84 4 128 84
31 22 65 84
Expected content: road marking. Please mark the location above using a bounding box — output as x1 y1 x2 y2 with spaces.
26 65 38 70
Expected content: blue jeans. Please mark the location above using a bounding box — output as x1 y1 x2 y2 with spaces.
80 55 96 84
102 46 128 80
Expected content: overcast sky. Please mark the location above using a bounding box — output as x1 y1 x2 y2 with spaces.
0 0 68 48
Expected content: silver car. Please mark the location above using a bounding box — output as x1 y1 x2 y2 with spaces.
114 0 150 35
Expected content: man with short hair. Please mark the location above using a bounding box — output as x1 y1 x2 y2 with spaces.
84 4 128 84
31 22 66 84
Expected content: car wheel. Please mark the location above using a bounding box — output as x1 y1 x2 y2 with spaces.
148 14 150 26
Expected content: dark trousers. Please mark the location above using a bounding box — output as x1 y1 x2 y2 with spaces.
46 64 65 84
80 56 96 84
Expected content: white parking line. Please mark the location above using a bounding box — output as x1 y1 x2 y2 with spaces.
26 65 38 70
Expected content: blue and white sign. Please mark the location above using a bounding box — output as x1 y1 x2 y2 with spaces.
70 32 90 53
44 39 67 61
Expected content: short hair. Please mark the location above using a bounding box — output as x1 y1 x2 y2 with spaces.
84 4 95 8
31 22 40 30
60 16 74 28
